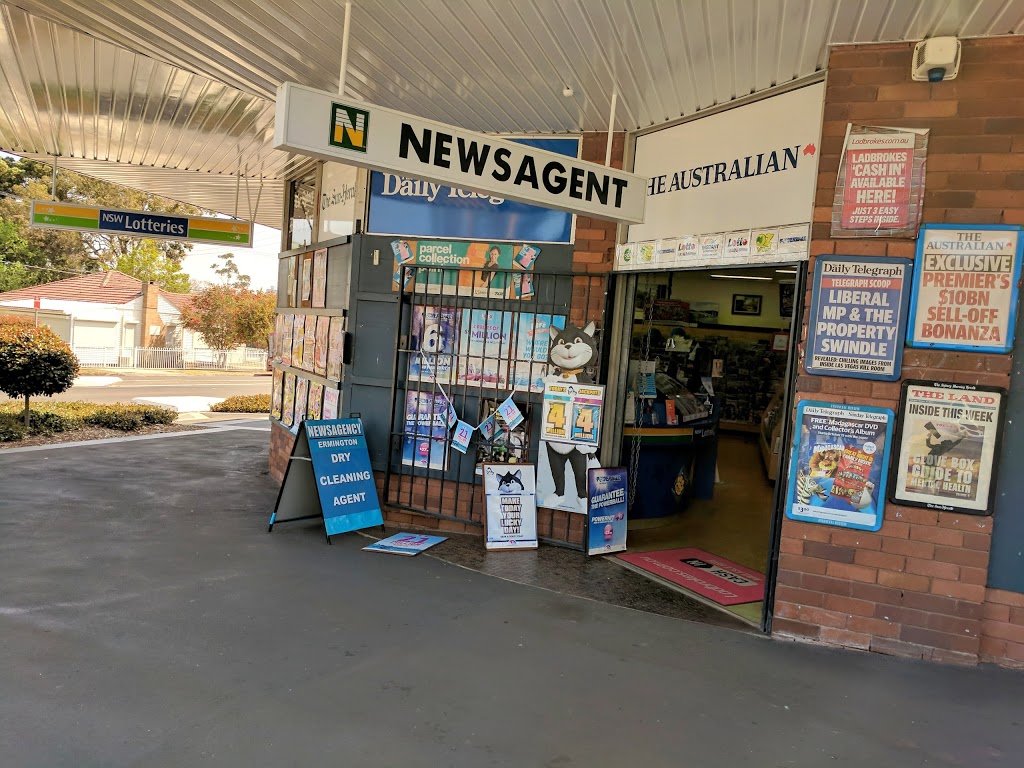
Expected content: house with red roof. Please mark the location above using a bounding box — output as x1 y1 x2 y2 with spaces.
0 270 202 365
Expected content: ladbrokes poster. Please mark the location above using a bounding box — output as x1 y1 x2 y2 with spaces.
891 381 1006 515
786 401 893 532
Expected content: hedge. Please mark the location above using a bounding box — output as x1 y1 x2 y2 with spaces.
0 401 177 442
210 394 271 413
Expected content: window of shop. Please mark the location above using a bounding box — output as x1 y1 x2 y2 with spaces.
286 170 317 251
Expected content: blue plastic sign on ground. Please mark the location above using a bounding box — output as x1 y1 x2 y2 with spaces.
786 401 893 532
587 468 628 555
367 137 579 243
362 532 447 556
806 255 912 381
306 419 383 536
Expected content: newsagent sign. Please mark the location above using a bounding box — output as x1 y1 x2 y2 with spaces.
890 381 1006 515
907 224 1024 353
274 82 646 224
806 255 912 381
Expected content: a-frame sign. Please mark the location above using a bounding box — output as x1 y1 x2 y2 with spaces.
269 418 383 542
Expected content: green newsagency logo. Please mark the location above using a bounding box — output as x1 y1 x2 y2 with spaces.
330 103 369 152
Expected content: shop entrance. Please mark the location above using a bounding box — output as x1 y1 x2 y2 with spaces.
615 264 804 627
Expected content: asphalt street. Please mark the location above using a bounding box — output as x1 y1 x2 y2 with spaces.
48 371 272 405
0 427 1021 767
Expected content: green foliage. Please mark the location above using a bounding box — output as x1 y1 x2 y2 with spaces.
112 238 192 292
181 285 277 350
211 394 271 413
0 316 79 423
0 400 177 440
214 252 251 288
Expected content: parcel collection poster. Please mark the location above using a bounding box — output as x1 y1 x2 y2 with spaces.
786 401 893 532
891 381 1006 515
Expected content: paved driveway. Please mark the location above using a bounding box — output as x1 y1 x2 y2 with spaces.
1 427 1021 767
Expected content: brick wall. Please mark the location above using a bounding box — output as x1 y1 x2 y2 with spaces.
269 419 296 483
774 37 1024 667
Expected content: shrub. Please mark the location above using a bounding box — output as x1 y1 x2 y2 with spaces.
25 410 80 435
211 394 271 413
0 317 80 426
85 404 177 430
0 412 26 442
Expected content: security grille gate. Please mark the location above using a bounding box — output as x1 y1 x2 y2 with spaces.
384 265 610 548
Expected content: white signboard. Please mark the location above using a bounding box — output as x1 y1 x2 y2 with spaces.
628 82 824 244
275 83 647 224
318 161 358 242
483 464 538 550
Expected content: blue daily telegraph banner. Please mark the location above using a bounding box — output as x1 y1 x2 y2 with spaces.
806 255 913 382
367 136 579 243
306 419 383 536
587 467 628 555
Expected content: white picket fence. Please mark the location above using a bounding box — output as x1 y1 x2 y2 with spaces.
73 345 268 371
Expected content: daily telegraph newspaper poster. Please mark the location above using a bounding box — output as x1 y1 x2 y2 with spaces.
891 381 1006 515
907 224 1023 353
786 401 894 532
391 239 540 299
806 255 912 380
831 125 928 238
483 464 538 550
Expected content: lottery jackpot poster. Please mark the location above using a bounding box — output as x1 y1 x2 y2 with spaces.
483 463 538 550
541 382 604 448
786 401 893 532
401 391 450 471
890 381 1006 515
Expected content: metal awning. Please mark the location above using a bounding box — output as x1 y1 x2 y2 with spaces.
1 0 1022 223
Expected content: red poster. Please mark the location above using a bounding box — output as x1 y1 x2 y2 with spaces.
840 133 915 230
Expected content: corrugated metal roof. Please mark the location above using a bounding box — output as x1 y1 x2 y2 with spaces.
0 0 1021 222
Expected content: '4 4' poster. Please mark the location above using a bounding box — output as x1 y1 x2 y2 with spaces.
541 381 604 448
786 401 893 532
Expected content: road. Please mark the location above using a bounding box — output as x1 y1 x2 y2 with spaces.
49 371 272 405
0 427 1021 767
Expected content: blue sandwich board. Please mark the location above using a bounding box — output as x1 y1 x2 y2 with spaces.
269 418 383 542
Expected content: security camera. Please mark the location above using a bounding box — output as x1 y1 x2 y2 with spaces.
562 85 574 98
912 37 961 82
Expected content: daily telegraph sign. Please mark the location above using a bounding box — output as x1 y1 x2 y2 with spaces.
30 201 253 247
274 82 646 224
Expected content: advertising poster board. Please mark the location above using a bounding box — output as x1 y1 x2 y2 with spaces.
541 382 604 448
282 373 296 426
368 136 578 243
313 315 330 376
391 239 540 298
408 305 458 384
786 401 893 532
302 315 316 371
322 387 339 419
907 224 1023 353
280 314 293 366
290 315 305 366
402 391 450 470
457 309 513 389
269 419 384 540
587 467 627 556
271 369 283 420
326 316 344 381
806 255 912 380
311 247 328 308
890 381 1006 515
483 464 538 550
293 377 309 433
831 125 928 238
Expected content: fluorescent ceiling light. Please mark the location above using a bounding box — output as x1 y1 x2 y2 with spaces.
709 274 773 281
775 269 797 274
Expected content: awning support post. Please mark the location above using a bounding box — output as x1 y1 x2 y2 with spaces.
338 1 352 96
604 91 617 166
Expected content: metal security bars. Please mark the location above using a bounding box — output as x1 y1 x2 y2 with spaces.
384 265 609 548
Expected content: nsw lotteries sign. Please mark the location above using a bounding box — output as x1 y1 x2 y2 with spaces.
274 83 646 224
30 201 253 247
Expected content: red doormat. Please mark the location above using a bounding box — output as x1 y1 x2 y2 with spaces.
618 548 765 606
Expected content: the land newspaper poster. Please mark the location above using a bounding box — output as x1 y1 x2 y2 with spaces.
890 381 1006 515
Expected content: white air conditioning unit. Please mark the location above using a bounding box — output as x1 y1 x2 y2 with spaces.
912 37 961 82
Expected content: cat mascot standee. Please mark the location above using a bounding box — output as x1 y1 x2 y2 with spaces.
538 320 602 512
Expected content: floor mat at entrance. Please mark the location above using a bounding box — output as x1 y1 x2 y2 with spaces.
617 548 765 606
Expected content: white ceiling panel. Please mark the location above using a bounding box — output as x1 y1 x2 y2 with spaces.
0 0 1021 224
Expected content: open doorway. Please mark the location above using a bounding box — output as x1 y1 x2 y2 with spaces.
616 264 801 626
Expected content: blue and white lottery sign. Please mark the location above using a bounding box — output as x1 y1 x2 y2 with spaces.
806 255 912 382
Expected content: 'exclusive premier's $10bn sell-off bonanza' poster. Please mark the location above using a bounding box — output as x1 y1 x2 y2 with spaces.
890 381 1006 515
786 401 894 532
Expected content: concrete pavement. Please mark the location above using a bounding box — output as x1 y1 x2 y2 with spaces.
45 371 271 405
0 428 1021 767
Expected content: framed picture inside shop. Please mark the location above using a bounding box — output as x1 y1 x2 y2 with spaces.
779 282 795 317
732 294 762 316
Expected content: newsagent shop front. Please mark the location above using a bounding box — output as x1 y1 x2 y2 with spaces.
267 39 1024 667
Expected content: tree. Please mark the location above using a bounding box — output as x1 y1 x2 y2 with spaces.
213 252 251 288
180 285 277 351
112 239 191 292
0 316 80 427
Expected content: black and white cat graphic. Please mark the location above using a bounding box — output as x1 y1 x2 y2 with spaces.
496 470 525 494
543 321 599 508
